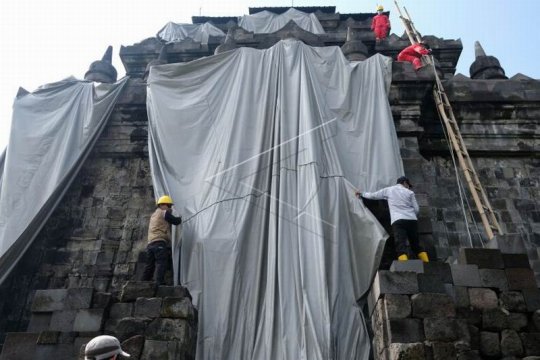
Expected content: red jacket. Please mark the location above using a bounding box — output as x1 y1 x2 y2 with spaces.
371 14 390 30
399 43 430 58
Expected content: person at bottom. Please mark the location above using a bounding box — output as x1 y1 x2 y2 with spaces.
397 42 431 70
142 195 182 285
84 335 130 359
355 176 429 262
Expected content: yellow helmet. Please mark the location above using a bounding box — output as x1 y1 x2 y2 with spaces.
157 195 174 205
376 5 384 11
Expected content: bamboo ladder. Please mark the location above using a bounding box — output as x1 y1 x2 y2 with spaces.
393 0 503 241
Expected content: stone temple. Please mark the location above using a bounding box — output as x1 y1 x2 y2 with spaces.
0 5 539 360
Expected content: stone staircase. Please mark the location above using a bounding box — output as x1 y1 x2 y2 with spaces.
368 248 540 359
0 281 196 360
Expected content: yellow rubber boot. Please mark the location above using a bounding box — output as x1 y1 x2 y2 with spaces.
398 254 408 261
418 251 429 263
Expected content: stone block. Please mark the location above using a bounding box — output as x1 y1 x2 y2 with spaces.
450 264 482 287
507 312 528 331
502 253 531 268
430 342 456 360
50 310 77 332
115 317 151 342
480 331 500 358
387 319 424 343
501 329 524 357
27 313 52 332
506 268 537 290
370 271 419 313
33 344 75 359
390 260 424 273
456 350 482 360
453 286 470 308
456 308 481 326
31 289 68 312
423 318 459 341
458 248 504 269
424 262 453 283
383 294 411 319
140 339 189 360
0 333 39 360
467 325 480 350
73 309 104 332
161 297 195 320
134 297 162 318
110 302 134 319
500 291 527 312
417 274 446 293
120 281 156 302
388 343 425 360
478 269 508 290
36 331 60 345
145 318 189 341
65 287 93 310
482 308 509 331
522 288 540 312
121 335 145 360
411 293 456 318
520 333 540 356
468 288 498 310
534 310 540 331
156 286 191 299
92 292 112 309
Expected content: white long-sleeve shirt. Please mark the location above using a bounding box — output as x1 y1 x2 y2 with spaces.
362 184 419 224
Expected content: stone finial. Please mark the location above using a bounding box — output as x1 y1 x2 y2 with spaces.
469 41 507 80
214 28 237 55
84 46 118 83
341 27 368 61
144 45 168 80
474 41 486 58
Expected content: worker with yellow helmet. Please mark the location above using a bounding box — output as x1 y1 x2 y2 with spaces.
372 5 391 41
142 195 182 285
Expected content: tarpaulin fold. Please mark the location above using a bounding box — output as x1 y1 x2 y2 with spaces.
0 77 128 285
157 22 225 44
238 8 325 34
147 39 402 359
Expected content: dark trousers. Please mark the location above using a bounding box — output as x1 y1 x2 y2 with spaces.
142 240 169 285
392 219 424 256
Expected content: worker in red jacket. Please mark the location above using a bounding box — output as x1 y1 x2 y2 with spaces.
397 42 431 70
371 5 391 41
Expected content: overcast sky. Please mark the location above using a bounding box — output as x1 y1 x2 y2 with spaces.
1 0 539 151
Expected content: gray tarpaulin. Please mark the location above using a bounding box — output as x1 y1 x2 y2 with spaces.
147 39 403 359
238 8 325 34
157 22 225 44
0 77 128 285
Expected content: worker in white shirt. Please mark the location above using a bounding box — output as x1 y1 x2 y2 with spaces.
355 176 429 262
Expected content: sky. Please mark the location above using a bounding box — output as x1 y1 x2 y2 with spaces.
1 0 539 151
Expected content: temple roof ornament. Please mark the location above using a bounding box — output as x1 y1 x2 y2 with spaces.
84 46 118 83
341 27 368 61
469 41 507 80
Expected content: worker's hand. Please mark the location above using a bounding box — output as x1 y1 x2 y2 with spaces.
355 191 362 198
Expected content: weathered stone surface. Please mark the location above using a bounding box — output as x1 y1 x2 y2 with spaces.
480 331 500 358
430 342 456 360
49 310 77 332
456 350 482 360
0 333 39 359
468 288 498 310
145 318 188 341
505 268 537 290
501 329 524 357
424 317 459 341
110 302 134 319
141 339 169 360
533 310 540 331
482 308 509 331
384 294 411 319
37 331 60 345
478 269 508 290
115 317 151 342
92 292 112 309
520 333 540 356
156 286 190 299
161 297 195 320
452 286 470 308
522 288 540 312
390 260 424 273
458 248 504 269
372 271 419 298
424 262 453 284
502 253 531 268
27 313 52 332
387 319 424 343
134 297 162 318
65 287 93 310
450 265 482 287
500 291 527 312
417 274 446 293
388 342 425 360
31 289 68 312
120 281 156 302
507 312 528 331
121 335 145 360
411 293 455 318
73 309 104 332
